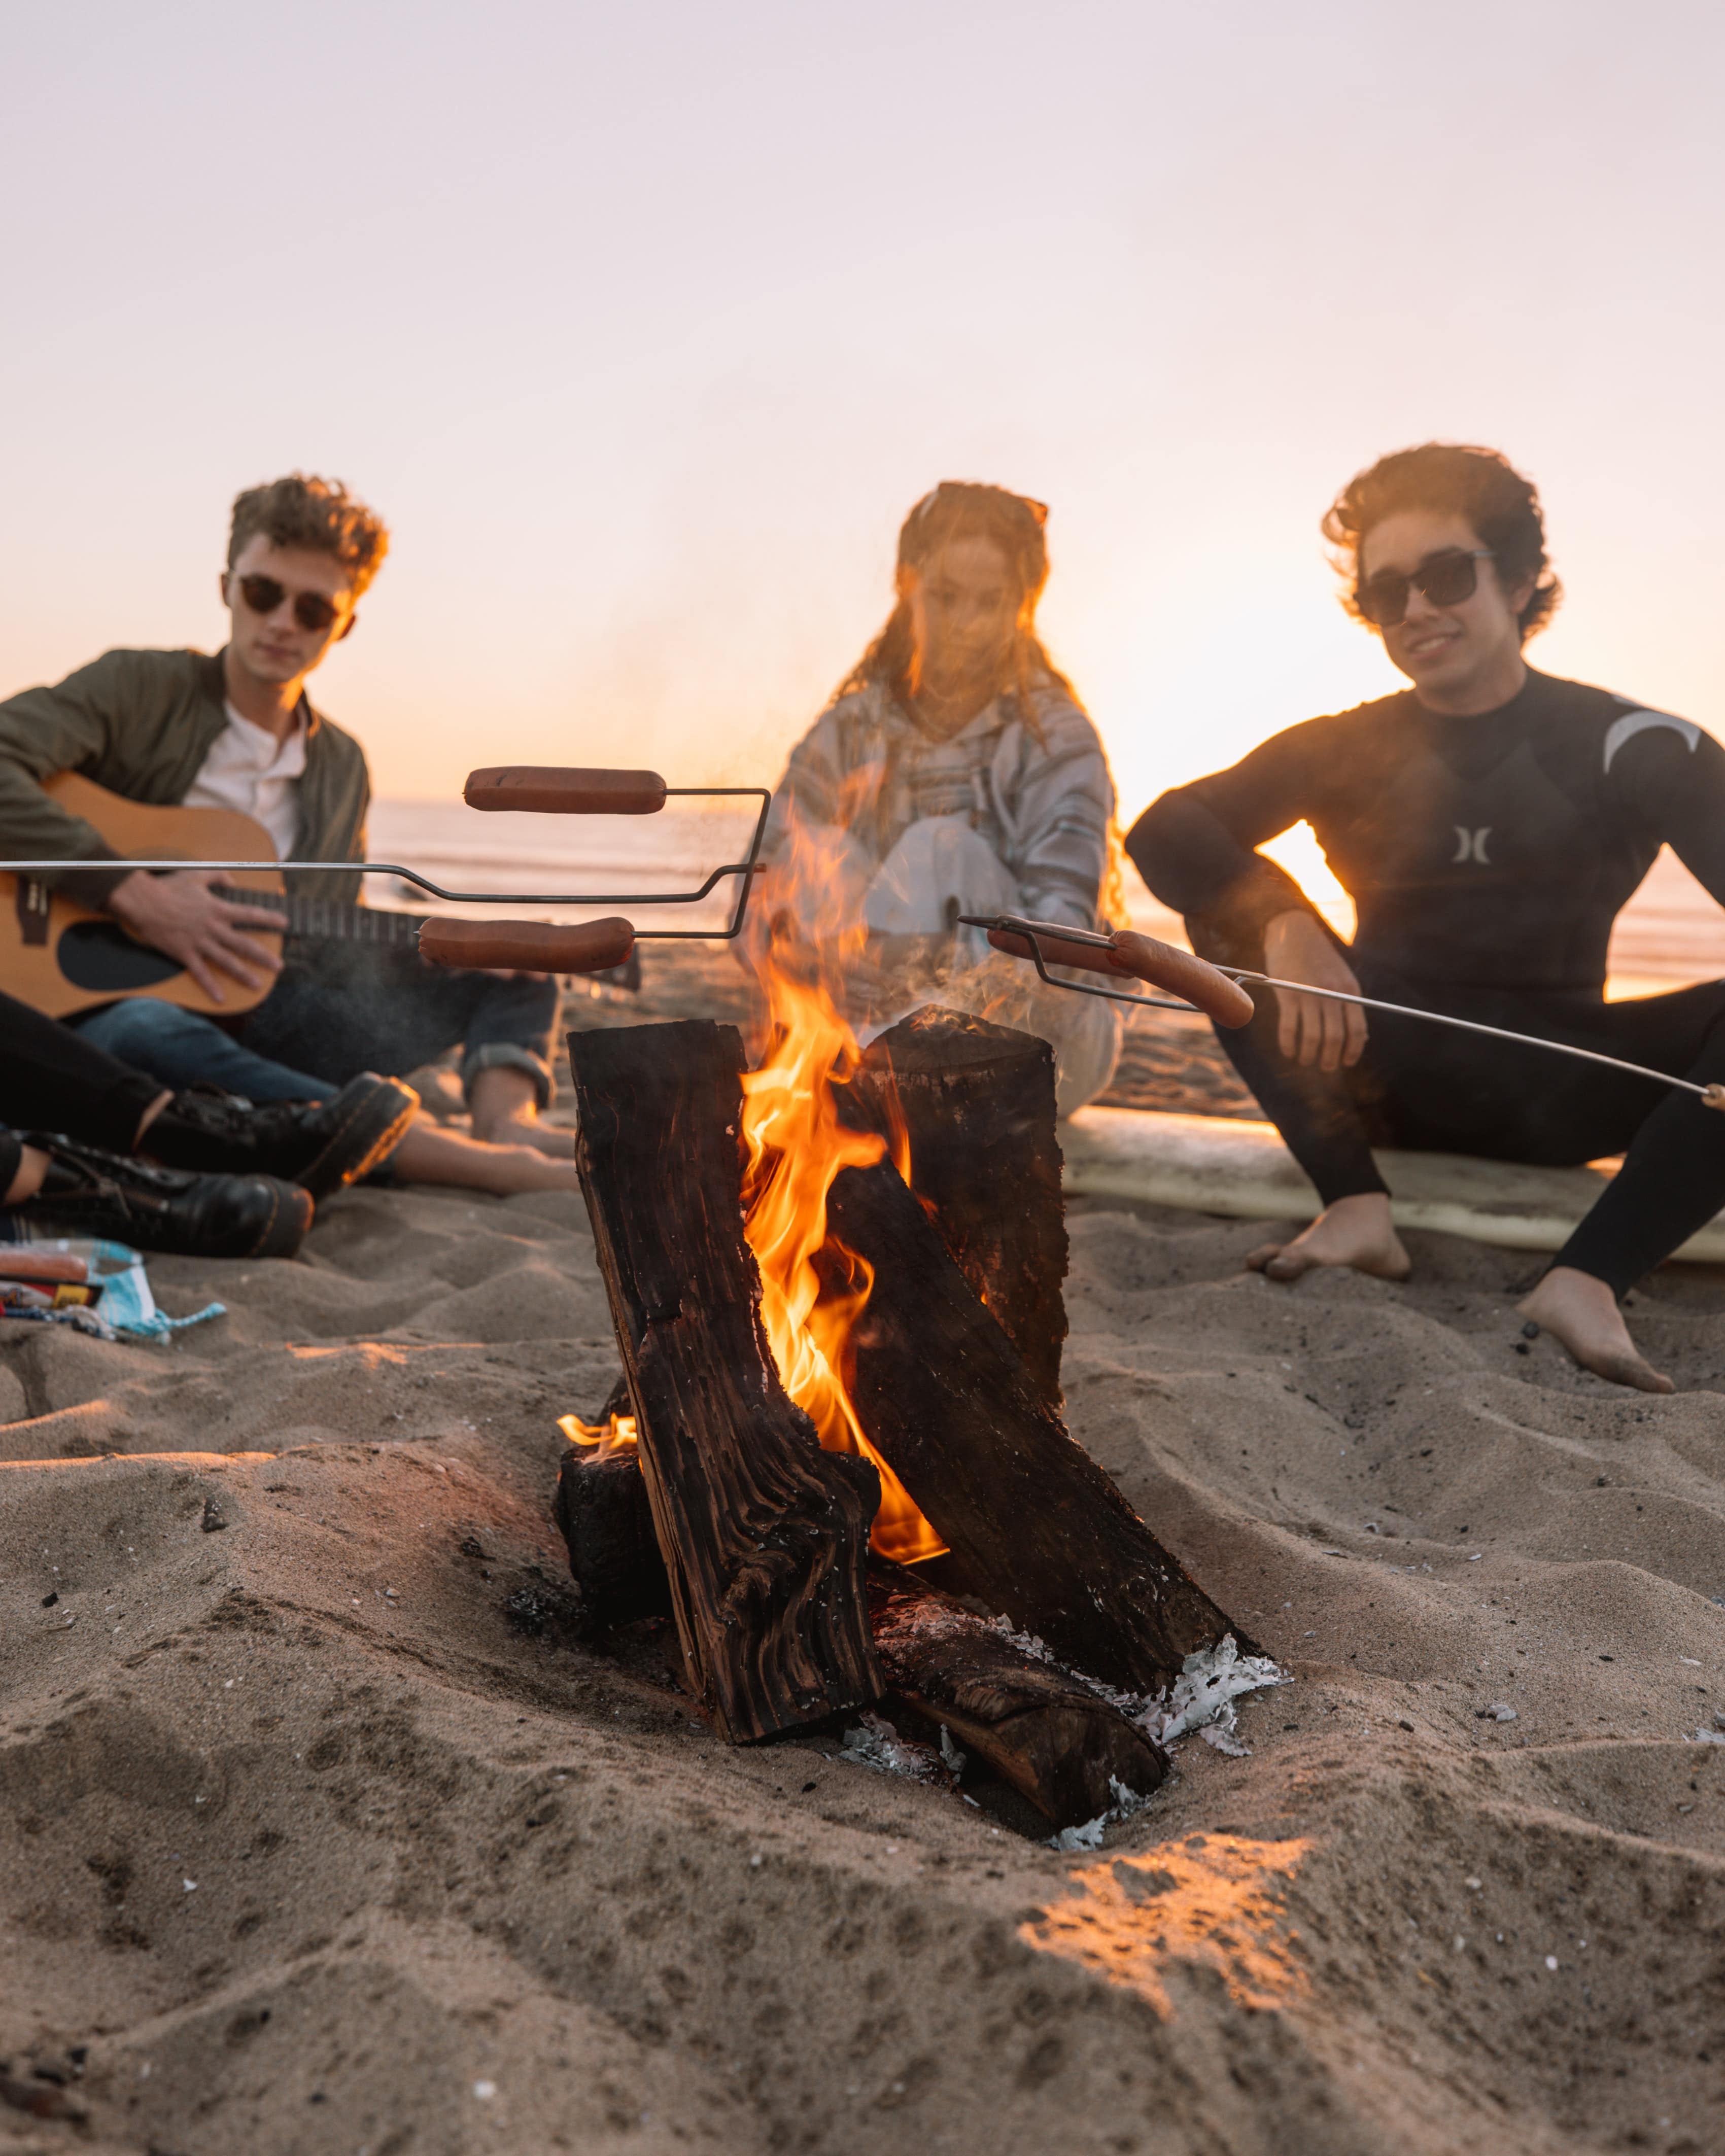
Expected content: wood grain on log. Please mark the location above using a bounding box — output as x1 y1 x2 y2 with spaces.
545 1438 1169 1829
826 1156 1249 1697
568 1019 883 1741
848 1006 1068 1412
869 1562 1167 1828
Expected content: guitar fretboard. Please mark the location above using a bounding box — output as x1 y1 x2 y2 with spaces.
212 884 426 948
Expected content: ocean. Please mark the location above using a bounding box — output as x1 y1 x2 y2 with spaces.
366 798 1725 999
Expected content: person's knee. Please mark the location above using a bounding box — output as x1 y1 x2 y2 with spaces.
1052 1002 1122 1118
461 1041 553 1111
865 817 1018 936
75 998 216 1062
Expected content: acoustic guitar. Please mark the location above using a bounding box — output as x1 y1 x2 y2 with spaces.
0 772 425 1019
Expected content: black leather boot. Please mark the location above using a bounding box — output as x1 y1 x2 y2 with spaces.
143 1073 419 1202
14 1134 310 1259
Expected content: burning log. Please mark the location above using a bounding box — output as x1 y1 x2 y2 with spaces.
869 1562 1167 1828
568 1020 883 1741
553 1396 671 1627
826 1155 1250 1697
547 1438 1166 1828
848 1006 1067 1412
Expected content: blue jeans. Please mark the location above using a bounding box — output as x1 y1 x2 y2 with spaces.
71 941 559 1108
71 999 335 1103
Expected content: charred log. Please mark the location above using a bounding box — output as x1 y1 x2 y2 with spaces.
848 1006 1067 1411
826 1156 1250 1696
544 1435 1169 1830
568 1019 883 1741
554 1445 670 1626
869 1562 1166 1828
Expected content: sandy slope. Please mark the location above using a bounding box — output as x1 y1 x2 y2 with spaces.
3 1176 1724 2155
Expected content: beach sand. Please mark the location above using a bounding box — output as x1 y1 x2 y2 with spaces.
5 994 1725 2152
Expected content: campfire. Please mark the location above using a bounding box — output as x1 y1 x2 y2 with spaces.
553 902 1254 1830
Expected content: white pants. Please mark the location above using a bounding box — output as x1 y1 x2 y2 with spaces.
762 815 1121 1117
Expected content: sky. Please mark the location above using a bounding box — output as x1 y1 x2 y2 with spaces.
6 0 1725 851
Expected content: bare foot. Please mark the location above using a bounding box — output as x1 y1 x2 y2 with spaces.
1246 1192 1412 1283
472 1108 575 1158
388 1118 581 1194
1516 1266 1673 1393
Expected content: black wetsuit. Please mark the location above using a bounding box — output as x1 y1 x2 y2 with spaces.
1125 668 1725 1292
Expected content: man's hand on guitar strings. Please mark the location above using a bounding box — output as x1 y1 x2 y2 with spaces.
108 868 286 1005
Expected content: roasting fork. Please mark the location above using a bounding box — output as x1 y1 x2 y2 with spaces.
0 768 771 978
958 911 1725 1112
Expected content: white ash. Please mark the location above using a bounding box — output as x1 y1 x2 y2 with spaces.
983 1622 1287 1759
1048 1775 1159 1854
938 1726 968 1775
1087 1636 1289 1757
840 1712 945 1783
986 1617 1058 1665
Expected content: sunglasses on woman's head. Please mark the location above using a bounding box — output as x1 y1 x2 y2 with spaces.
235 573 342 634
1357 548 1495 629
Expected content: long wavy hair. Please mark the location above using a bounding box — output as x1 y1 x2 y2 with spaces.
829 481 1125 928
829 481 1083 728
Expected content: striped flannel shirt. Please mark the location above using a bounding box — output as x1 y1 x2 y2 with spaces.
763 678 1115 930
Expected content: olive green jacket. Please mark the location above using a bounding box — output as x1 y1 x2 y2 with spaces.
0 646 370 907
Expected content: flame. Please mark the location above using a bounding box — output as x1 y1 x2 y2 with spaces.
558 1411 638 1460
738 830 945 1564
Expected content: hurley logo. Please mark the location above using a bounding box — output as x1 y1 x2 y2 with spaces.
1452 826 1493 865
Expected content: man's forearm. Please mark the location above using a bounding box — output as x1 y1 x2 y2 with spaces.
1126 789 1312 941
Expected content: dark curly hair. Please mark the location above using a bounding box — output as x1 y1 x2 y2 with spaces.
1324 443 1562 642
828 480 1082 724
227 473 390 598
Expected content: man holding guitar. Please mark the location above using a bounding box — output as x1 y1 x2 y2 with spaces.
0 475 576 1193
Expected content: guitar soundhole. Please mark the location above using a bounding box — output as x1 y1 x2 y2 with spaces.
57 921 186 993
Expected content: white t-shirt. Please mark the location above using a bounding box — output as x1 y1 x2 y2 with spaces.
183 702 307 861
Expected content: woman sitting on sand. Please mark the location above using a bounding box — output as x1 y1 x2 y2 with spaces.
752 481 1123 1115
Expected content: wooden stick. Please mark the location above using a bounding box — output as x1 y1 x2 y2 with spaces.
568 1019 883 1741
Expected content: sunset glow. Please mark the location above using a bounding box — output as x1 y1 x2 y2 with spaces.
6 7 1723 832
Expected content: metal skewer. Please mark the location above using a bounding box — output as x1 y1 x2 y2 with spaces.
0 769 774 980
0 784 770 942
960 911 1725 1110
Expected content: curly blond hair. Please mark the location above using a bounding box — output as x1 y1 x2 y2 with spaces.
228 473 390 597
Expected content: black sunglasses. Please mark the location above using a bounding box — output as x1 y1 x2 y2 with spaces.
1357 548 1495 629
235 573 344 634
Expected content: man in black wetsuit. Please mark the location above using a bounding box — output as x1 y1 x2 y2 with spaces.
1127 441 1725 1395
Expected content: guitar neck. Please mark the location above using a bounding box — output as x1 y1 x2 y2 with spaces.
212 883 426 948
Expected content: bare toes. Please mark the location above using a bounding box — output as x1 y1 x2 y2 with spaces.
1594 1354 1675 1396
1244 1244 1283 1274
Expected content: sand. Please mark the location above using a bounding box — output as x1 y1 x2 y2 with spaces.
5 1130 1725 2153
